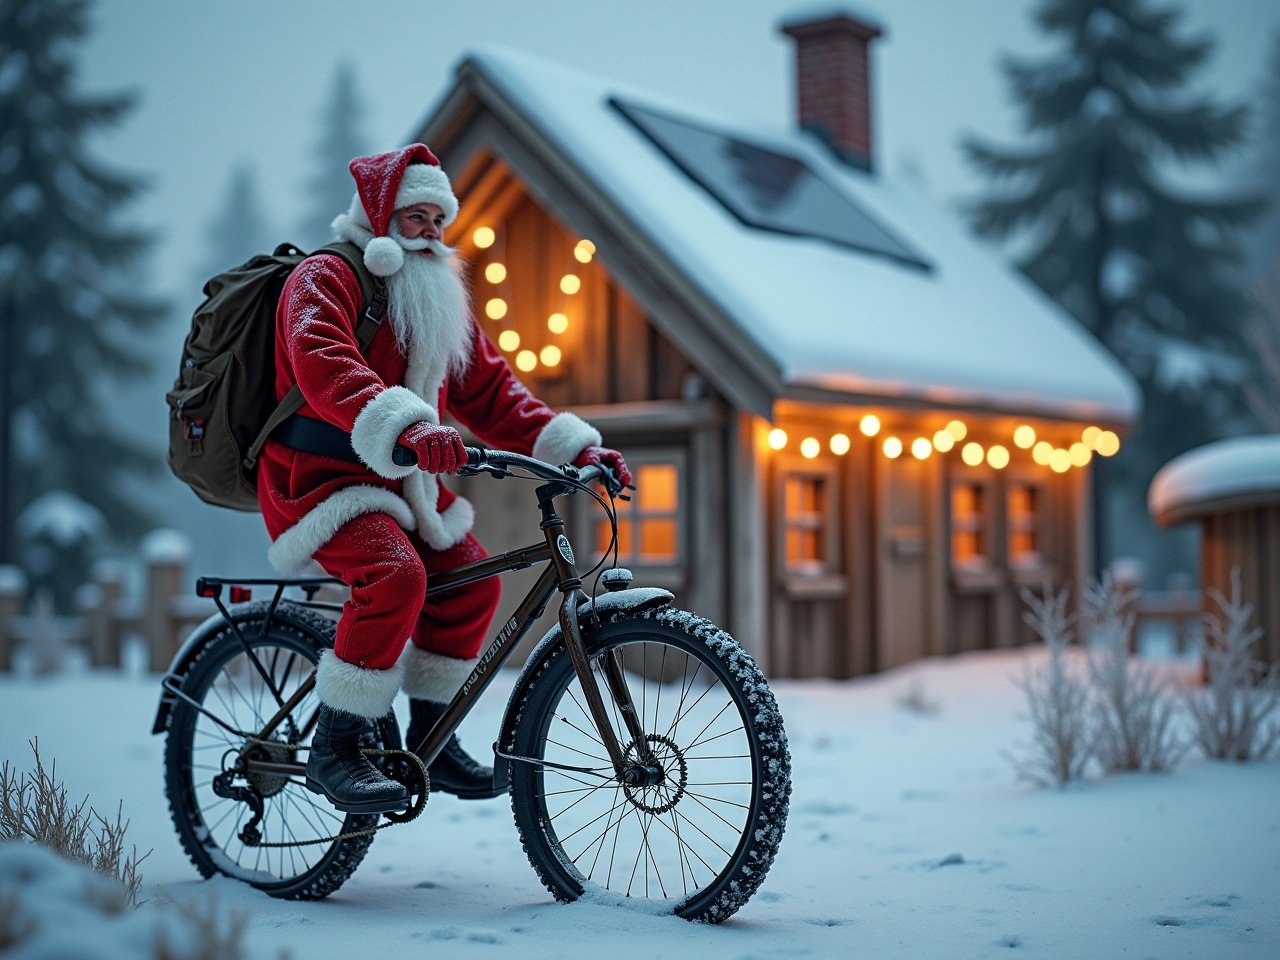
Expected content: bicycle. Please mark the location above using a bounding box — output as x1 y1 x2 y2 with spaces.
152 446 791 922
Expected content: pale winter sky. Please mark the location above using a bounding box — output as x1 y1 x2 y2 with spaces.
81 0 1280 300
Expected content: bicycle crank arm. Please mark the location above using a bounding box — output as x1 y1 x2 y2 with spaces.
241 757 307 778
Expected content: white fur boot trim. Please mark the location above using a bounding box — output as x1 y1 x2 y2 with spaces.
314 648 403 719
351 386 437 479
267 485 416 576
532 412 603 466
398 644 478 701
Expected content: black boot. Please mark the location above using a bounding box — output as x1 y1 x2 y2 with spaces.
306 705 409 814
406 699 507 800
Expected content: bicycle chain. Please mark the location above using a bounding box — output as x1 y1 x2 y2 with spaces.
233 738 429 848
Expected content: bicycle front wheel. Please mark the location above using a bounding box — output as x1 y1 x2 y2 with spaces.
507 606 791 922
162 602 396 899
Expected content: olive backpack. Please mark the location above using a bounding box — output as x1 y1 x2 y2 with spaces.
165 241 386 511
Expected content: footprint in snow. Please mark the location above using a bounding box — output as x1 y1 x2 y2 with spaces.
1188 893 1240 909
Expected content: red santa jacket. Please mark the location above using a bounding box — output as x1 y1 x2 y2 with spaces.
258 253 600 575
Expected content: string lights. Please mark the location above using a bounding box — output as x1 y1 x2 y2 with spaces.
762 414 1121 474
473 226 599 374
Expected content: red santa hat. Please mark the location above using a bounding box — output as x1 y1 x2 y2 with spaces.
347 144 459 277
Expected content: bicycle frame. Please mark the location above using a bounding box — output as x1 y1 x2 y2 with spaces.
236 474 652 786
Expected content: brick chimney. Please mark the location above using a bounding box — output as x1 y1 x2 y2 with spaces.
780 9 884 171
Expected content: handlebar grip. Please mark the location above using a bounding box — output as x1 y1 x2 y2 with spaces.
393 444 484 469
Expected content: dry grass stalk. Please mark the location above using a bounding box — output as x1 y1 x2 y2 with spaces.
0 739 150 908
1010 584 1094 787
154 895 250 960
1185 570 1280 761
1085 575 1186 773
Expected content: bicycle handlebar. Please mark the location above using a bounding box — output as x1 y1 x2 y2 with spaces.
391 443 623 495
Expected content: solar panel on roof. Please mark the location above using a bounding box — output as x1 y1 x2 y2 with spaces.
611 97 932 272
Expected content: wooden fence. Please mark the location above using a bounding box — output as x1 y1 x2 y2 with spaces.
0 552 214 674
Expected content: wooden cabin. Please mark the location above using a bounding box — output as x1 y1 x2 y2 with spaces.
413 12 1139 678
1150 436 1280 666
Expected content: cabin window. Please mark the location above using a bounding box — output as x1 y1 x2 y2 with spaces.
1007 481 1043 567
598 457 682 568
783 472 831 575
950 481 989 569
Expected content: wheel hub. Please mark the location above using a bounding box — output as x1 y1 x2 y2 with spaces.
239 741 293 798
621 734 688 814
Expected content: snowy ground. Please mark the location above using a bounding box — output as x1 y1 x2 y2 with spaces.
2 643 1278 959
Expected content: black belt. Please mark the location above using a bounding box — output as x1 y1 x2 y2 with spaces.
273 414 362 464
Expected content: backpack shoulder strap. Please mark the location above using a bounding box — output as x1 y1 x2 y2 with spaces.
244 243 390 470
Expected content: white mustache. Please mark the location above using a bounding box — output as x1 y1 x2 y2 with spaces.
388 222 453 258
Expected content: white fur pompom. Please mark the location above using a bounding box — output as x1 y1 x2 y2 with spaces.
363 235 405 277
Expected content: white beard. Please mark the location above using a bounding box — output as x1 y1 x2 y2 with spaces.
385 234 473 381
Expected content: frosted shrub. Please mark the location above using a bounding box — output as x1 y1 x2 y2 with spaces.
1010 585 1094 787
1185 571 1280 761
0 739 149 908
1085 575 1185 773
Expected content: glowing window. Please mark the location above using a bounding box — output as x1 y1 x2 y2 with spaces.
783 474 828 575
951 482 988 568
1008 482 1043 566
599 462 681 566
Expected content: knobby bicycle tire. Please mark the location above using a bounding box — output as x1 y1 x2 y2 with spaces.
162 601 397 899
506 605 791 922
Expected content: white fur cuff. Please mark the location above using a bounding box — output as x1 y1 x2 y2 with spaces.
314 648 403 718
267 485 416 576
396 164 459 225
351 386 437 478
398 644 478 701
532 412 603 466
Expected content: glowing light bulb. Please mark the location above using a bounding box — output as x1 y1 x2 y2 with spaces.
540 345 562 367
883 437 903 459
1069 442 1092 466
961 442 984 467
1013 425 1036 449
859 414 881 437
911 437 932 460
485 297 508 320
830 433 851 456
800 437 820 459
1050 449 1072 473
515 350 538 372
497 330 520 352
1082 425 1102 448
473 226 495 249
1096 431 1120 456
560 274 581 295
484 262 507 284
987 444 1010 469
768 428 788 450
574 239 596 263
932 430 956 453
1032 440 1053 465
946 420 968 441
547 312 569 334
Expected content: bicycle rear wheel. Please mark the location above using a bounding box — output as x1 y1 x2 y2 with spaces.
162 602 396 899
506 606 791 922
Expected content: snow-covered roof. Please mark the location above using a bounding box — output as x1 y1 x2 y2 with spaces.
456 46 1140 424
1148 434 1280 526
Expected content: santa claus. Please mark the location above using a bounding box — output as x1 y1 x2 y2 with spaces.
257 144 630 813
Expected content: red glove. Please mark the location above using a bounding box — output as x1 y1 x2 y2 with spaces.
397 421 467 474
574 446 633 488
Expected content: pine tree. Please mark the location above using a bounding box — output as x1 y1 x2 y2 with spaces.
195 163 272 284
1245 31 1280 283
962 0 1263 581
295 62 370 249
0 0 166 574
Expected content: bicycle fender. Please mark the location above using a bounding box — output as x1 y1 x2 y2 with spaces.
150 600 332 735
494 587 673 761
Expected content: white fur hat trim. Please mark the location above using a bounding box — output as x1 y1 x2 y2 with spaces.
396 163 459 225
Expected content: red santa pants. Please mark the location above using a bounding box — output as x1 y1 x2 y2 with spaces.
311 511 501 672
